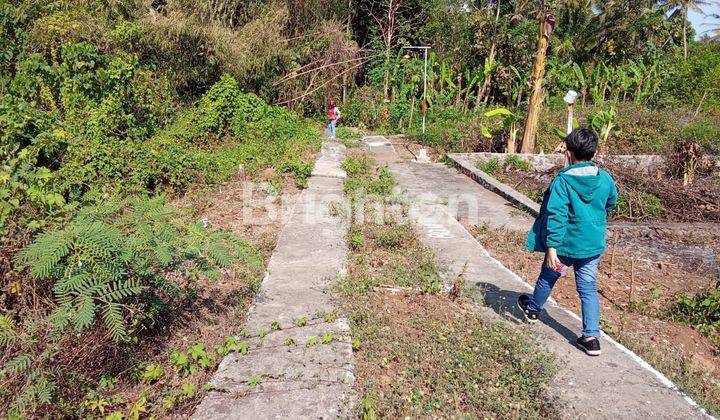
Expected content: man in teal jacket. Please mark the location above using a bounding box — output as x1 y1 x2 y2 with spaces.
518 128 618 356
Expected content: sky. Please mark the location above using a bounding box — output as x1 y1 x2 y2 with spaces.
688 2 720 39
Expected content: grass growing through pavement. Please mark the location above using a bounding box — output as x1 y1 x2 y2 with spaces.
339 152 558 418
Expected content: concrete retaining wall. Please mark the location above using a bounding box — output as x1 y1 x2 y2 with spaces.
449 152 668 173
450 152 720 173
447 153 541 217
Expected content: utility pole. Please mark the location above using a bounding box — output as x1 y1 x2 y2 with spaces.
520 1 554 153
403 45 431 161
403 45 431 137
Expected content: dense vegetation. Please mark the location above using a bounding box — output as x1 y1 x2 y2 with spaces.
1 0 719 417
336 0 720 159
0 1 321 416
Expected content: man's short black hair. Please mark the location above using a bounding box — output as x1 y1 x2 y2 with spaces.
565 128 598 160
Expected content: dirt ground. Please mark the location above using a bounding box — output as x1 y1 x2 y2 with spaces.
468 223 720 411
97 174 302 417
497 163 720 223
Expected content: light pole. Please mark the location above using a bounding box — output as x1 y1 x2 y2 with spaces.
403 45 431 162
563 90 578 135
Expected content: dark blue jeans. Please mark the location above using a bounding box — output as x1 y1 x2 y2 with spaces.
528 254 602 338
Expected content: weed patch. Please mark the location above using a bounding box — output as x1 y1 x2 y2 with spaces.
618 335 720 416
338 155 558 417
342 152 395 197
669 283 720 345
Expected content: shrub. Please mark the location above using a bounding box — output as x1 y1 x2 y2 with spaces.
14 196 262 342
342 153 373 182
349 224 364 250
663 43 720 112
612 104 683 154
615 191 664 221
1 67 318 236
477 158 500 176
3 195 264 416
151 75 318 189
669 284 720 343
420 107 500 153
504 155 531 171
678 118 720 156
336 126 362 140
342 86 386 129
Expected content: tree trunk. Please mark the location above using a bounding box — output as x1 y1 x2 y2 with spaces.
383 0 396 99
507 130 517 154
409 95 415 129
344 0 352 104
521 4 551 154
455 73 462 107
342 73 347 103
477 2 501 107
682 6 688 60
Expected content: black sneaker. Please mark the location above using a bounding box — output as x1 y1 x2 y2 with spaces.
576 336 602 356
517 295 540 323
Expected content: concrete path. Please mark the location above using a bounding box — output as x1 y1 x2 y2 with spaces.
366 138 709 420
362 136 533 231
193 142 354 419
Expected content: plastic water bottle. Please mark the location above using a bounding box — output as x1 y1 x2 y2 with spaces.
555 264 568 276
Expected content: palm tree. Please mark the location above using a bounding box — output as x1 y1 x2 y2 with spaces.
706 11 720 40
580 0 663 62
661 0 710 59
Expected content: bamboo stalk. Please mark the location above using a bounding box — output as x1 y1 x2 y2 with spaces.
609 231 619 278
629 257 635 309
693 91 708 120
274 59 370 105
273 54 377 86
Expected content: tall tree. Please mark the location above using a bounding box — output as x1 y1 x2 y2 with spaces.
477 0 502 105
710 12 720 39
662 0 709 59
520 0 554 153
368 0 406 99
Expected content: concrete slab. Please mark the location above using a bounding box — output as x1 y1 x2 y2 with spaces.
448 153 541 217
367 138 709 420
312 142 347 179
193 142 353 419
361 139 532 232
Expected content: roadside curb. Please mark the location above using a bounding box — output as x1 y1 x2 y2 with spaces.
447 153 540 217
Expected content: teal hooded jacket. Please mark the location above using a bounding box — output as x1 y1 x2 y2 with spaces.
525 162 618 258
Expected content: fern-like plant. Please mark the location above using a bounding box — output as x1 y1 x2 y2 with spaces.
15 196 262 341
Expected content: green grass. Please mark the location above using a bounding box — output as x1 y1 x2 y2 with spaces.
615 191 665 221
476 156 531 177
504 154 532 171
339 154 558 418
668 283 720 346
335 126 364 140
477 158 501 176
342 152 394 197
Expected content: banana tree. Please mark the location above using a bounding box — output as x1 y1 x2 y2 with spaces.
587 106 620 154
572 62 586 104
507 65 527 107
589 61 609 104
485 107 518 153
